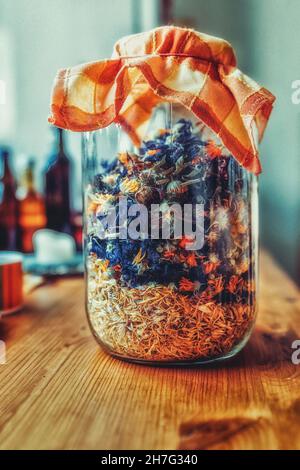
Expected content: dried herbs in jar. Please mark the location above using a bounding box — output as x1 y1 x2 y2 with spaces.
49 26 275 364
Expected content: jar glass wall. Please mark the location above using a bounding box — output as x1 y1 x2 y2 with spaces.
83 104 258 364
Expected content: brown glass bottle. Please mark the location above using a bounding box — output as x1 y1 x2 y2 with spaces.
44 128 72 233
18 160 46 253
0 149 18 250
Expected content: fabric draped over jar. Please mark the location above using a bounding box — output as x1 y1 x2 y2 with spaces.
49 26 275 174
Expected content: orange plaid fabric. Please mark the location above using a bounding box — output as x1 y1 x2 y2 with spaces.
49 26 275 174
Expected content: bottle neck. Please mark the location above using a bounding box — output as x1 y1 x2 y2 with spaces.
1 152 15 186
57 128 68 160
24 165 35 193
58 128 63 153
3 154 10 173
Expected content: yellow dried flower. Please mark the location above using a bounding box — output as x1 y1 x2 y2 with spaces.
120 177 140 194
132 248 146 266
96 259 110 273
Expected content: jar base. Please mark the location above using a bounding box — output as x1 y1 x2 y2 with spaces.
98 328 253 367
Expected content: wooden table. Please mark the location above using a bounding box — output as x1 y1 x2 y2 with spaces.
0 251 299 450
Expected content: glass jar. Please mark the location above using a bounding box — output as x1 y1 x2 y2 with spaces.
83 104 258 365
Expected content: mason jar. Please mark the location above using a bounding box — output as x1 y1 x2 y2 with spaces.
82 104 258 364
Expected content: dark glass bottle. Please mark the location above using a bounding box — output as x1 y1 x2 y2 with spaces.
18 159 46 253
0 149 18 250
44 128 72 233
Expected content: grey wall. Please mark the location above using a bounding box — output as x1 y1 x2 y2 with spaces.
249 0 300 282
0 0 135 205
173 0 300 281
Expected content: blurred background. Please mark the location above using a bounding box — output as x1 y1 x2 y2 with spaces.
0 0 299 281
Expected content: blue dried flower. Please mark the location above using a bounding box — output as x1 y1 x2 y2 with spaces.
90 237 107 259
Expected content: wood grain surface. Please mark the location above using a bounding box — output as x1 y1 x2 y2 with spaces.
0 251 299 450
